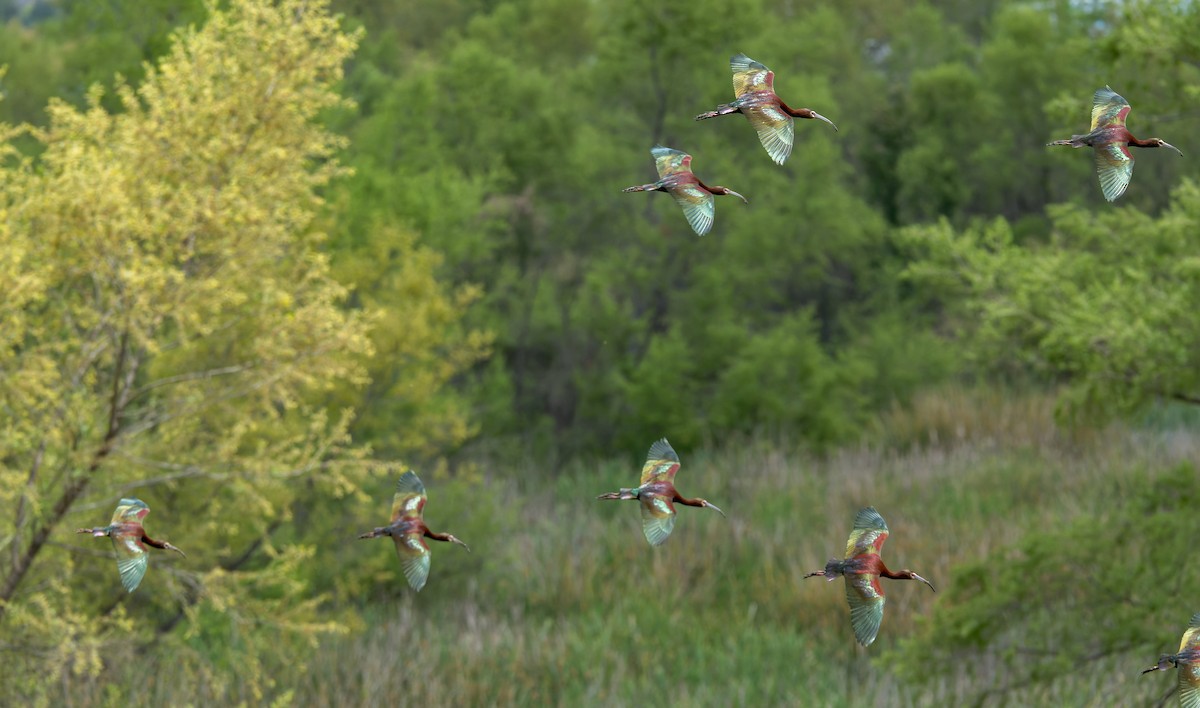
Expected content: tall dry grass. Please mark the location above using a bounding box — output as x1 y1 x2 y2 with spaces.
62 391 1200 706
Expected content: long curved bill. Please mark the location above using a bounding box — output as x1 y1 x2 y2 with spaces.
811 111 838 132
704 501 727 518
726 189 748 205
1162 141 1183 157
912 572 936 592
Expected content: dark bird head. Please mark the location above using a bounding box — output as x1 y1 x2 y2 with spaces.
900 570 936 592
712 187 748 204
447 534 471 552
1153 139 1183 156
802 109 838 132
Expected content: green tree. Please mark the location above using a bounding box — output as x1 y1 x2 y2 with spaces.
902 183 1200 417
890 462 1200 703
0 0 480 699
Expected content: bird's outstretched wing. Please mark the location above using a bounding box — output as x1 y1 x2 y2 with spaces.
390 470 427 523
744 104 794 165
111 498 149 525
1090 86 1131 132
111 530 148 593
730 53 774 98
640 438 682 485
844 573 886 647
844 506 890 559
1182 613 1200 651
1178 613 1200 708
651 145 693 179
639 492 677 547
393 534 432 591
669 184 716 236
1094 143 1134 202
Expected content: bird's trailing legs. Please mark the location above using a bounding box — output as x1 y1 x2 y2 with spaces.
804 560 846 582
1142 655 1177 674
695 103 740 121
1046 137 1089 148
597 487 639 501
621 184 659 194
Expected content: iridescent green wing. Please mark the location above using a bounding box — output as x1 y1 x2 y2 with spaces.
639 492 677 546
390 470 427 523
1181 612 1200 651
1094 143 1134 202
1179 613 1200 708
730 53 774 98
651 145 692 179
111 529 149 593
1089 86 1131 131
392 533 432 591
639 438 681 485
844 573 886 647
111 498 149 525
743 104 794 165
669 183 716 237
844 506 890 559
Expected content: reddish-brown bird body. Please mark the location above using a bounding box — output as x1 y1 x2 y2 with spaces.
1048 86 1181 201
735 90 825 123
637 479 710 511
1060 123 1165 151
830 553 906 579
627 169 733 205
597 439 725 546
76 498 185 593
623 146 746 236
805 507 934 646
695 53 837 165
358 471 469 592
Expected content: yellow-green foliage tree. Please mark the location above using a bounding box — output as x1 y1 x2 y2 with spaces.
0 0 483 701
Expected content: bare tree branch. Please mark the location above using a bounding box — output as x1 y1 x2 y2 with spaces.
0 330 135 617
128 362 256 402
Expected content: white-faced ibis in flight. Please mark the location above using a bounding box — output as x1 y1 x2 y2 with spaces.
695 53 838 165
358 470 469 592
622 145 747 237
1047 86 1182 202
804 506 934 647
76 498 186 593
596 438 725 546
1142 612 1200 708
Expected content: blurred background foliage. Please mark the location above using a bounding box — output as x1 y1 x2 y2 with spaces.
2 0 1199 704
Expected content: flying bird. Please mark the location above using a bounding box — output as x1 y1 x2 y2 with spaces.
805 506 935 646
1047 85 1182 201
358 470 469 592
76 498 185 593
596 438 725 546
1142 612 1200 708
695 53 838 165
622 145 747 236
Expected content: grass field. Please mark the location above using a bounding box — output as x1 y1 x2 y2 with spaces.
65 390 1199 706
